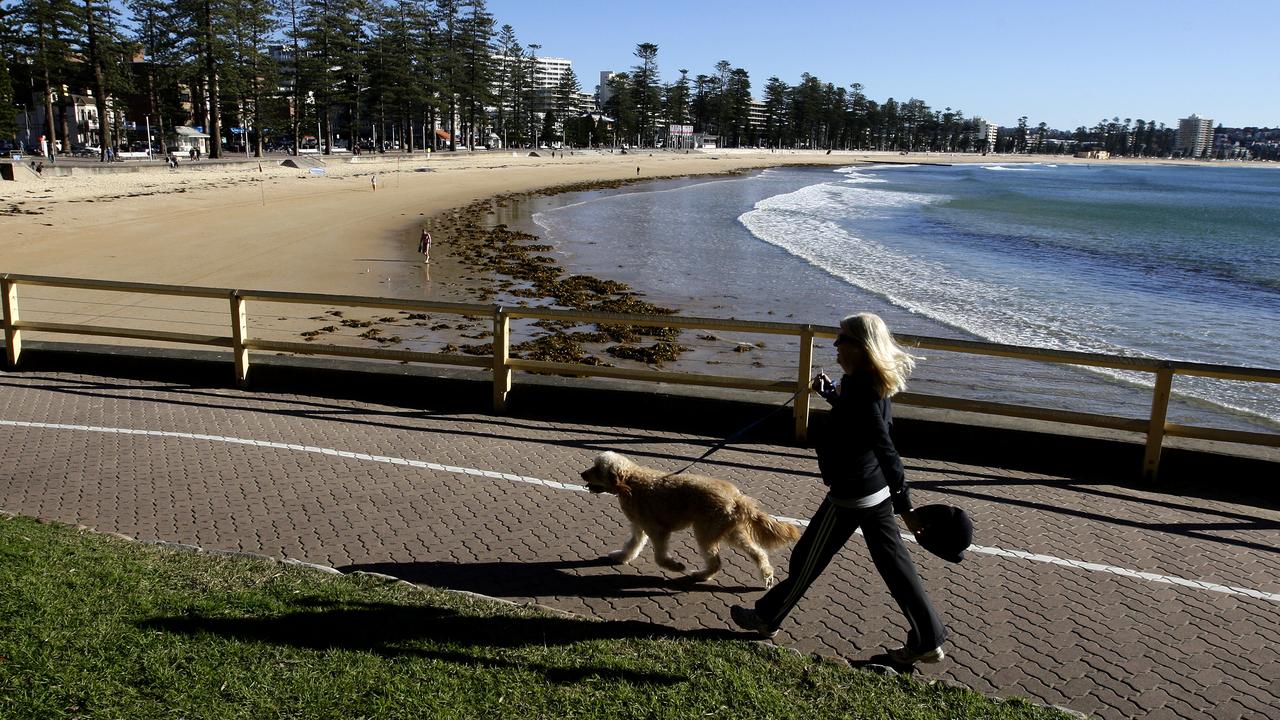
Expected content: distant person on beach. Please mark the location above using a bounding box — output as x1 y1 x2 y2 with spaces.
731 313 947 666
189 148 196 161
371 174 378 191
418 229 432 263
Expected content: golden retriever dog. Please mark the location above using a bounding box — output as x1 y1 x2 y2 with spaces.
580 451 801 587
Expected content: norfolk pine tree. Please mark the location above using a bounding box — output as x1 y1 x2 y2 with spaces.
14 0 76 155
630 42 658 146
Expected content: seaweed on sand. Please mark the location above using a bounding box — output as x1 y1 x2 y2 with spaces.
424 194 689 365
605 341 690 366
512 333 612 365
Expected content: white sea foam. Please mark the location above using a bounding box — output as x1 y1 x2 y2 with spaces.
840 172 888 185
738 178 1280 425
850 163 920 171
981 165 1037 171
740 182 1171 358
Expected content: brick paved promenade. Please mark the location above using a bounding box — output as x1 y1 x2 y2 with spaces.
2 354 1277 719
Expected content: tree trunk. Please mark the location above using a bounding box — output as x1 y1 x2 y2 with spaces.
447 97 455 151
85 0 111 161
60 94 73 152
202 1 221 158
42 81 57 156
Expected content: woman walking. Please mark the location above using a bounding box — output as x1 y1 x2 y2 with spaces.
731 312 947 665
417 228 432 264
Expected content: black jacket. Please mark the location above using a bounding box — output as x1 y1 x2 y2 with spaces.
815 375 912 514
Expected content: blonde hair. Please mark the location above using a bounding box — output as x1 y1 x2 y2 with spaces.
840 313 918 397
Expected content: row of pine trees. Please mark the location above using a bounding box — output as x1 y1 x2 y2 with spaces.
0 0 1223 159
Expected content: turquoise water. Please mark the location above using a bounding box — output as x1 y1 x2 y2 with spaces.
523 163 1280 431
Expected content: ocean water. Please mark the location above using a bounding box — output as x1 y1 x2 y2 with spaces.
513 163 1280 432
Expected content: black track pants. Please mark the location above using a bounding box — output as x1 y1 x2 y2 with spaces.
754 496 946 650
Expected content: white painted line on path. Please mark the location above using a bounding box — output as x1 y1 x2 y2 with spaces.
4 418 1278 604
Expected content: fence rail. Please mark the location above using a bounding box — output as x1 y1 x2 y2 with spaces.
4 273 1278 481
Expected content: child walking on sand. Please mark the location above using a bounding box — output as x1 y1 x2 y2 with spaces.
418 229 431 263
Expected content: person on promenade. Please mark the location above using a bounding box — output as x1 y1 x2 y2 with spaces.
731 312 947 666
418 228 432 264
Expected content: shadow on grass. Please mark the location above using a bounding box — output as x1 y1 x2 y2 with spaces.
338 558 763 598
138 597 745 685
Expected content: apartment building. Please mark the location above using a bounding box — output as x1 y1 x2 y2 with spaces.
1176 114 1214 157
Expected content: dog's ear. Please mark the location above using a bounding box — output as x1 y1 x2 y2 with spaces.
613 475 632 498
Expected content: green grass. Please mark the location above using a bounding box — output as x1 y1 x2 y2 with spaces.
0 514 1070 719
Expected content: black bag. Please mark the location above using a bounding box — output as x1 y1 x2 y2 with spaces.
909 504 973 563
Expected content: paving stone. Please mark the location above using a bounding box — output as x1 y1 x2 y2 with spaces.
1 366 1277 720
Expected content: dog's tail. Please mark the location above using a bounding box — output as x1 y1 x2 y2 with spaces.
738 496 802 548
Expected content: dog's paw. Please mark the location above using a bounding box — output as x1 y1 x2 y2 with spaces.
761 574 776 589
607 550 633 565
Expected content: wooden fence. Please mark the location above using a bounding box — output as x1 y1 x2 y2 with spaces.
4 273 1278 481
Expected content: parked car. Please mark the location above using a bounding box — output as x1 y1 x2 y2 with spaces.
73 144 101 157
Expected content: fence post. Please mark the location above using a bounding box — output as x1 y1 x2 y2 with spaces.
1143 365 1174 482
230 290 250 387
1 276 20 368
492 306 512 411
794 326 815 443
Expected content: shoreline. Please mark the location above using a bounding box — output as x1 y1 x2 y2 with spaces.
0 150 862 364
433 161 1280 436
3 150 1277 434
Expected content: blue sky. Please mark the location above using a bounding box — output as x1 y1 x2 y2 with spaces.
484 0 1279 130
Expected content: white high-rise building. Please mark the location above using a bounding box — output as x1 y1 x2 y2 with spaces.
973 117 998 153
1176 114 1214 158
490 55 576 114
530 56 572 91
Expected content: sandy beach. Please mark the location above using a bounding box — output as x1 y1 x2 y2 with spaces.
4 149 1247 293
0 149 1268 359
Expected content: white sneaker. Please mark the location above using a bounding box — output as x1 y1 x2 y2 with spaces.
887 644 945 664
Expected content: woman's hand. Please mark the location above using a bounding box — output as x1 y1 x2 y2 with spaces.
812 372 834 396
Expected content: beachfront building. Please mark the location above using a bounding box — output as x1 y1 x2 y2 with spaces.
487 54 587 146
973 118 998 153
1176 114 1214 158
173 125 210 156
748 100 767 136
490 54 575 116
19 91 105 155
530 56 573 106
598 71 619 109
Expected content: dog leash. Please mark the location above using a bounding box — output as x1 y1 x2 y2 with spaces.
665 384 809 477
